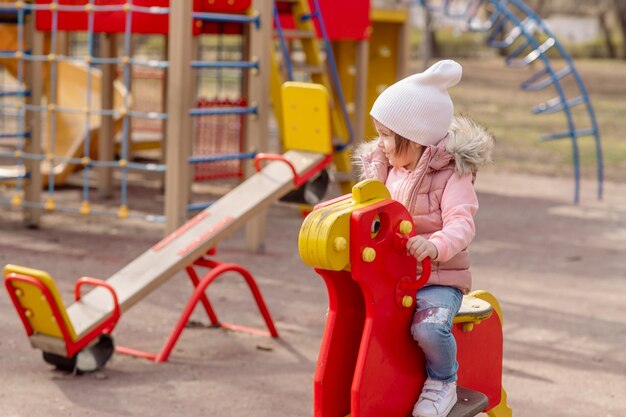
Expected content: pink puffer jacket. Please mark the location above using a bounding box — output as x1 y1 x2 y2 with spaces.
355 115 494 293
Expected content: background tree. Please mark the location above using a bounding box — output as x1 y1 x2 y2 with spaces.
614 0 626 58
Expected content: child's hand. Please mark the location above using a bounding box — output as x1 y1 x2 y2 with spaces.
372 139 389 164
406 236 438 261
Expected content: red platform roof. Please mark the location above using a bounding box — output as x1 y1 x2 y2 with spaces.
277 0 371 41
35 0 252 35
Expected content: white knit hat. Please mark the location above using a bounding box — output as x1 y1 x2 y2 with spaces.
370 59 462 146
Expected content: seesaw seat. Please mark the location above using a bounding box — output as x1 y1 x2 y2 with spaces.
454 292 493 332
3 264 120 361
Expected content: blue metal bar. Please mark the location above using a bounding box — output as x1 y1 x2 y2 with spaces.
0 90 30 98
310 0 354 146
521 66 572 91
273 5 295 81
0 132 31 139
10 53 168 68
0 151 45 161
541 128 596 142
0 173 28 181
187 201 214 212
124 161 166 172
191 60 259 70
20 3 168 14
192 11 260 28
188 151 256 164
469 0 507 33
128 110 168 120
507 37 555 67
189 106 257 116
533 96 585 115
16 103 167 120
490 18 536 49
503 37 530 60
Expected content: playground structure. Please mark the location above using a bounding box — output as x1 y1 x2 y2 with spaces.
0 0 372 240
299 179 512 417
4 80 332 368
0 0 415 242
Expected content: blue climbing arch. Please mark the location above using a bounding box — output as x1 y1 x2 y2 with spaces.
420 0 603 203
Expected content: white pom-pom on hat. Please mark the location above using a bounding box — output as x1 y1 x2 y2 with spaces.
370 59 463 146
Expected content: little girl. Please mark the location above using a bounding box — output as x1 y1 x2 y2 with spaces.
355 60 494 417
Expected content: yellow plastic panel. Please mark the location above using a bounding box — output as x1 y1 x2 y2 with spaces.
281 82 332 154
352 179 390 204
4 264 77 341
299 180 391 271
371 8 409 23
366 11 408 139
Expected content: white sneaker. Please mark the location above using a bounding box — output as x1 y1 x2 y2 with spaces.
412 378 457 417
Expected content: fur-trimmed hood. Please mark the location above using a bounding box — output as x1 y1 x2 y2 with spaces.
354 114 494 177
445 114 494 176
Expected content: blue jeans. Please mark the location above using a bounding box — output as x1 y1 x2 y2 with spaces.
410 285 463 383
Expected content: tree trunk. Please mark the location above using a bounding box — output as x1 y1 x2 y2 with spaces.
614 0 626 59
599 10 617 58
421 8 439 69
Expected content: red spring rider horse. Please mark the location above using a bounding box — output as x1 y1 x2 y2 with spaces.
299 179 512 417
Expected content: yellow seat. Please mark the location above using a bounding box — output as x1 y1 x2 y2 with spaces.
4 264 120 358
453 292 493 332
4 264 78 341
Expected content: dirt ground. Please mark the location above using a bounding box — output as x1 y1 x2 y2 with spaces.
1 167 625 417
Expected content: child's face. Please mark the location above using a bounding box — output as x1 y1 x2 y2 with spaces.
373 120 422 170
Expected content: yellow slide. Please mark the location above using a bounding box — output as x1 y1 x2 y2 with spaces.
0 24 126 186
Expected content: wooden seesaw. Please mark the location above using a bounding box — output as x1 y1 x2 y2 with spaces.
3 82 334 371
299 179 513 417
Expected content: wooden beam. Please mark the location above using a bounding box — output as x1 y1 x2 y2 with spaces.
98 33 115 198
164 1 194 233
354 40 370 145
245 0 272 253
23 18 43 227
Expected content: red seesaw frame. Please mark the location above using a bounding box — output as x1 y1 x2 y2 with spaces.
254 152 333 188
115 251 279 363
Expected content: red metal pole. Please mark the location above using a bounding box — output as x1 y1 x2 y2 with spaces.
185 265 220 326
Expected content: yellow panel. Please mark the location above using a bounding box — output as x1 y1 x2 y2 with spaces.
270 51 285 141
299 180 391 271
4 264 77 341
352 179 390 204
366 19 404 139
281 82 332 154
371 8 409 23
333 148 354 194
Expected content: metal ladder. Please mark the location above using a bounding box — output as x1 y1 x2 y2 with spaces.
188 6 262 212
421 0 603 203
